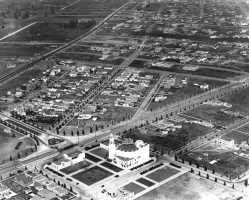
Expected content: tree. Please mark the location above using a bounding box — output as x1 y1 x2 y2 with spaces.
232 184 234 189
17 153 20 159
215 177 217 182
71 131 74 136
10 156 12 161
206 174 209 179
204 166 207 171
190 168 194 173
63 131 66 136
245 179 248 187
223 181 226 186
90 127 93 133
70 186 73 192
198 171 201 176
181 158 184 164
212 169 215 174
12 133 16 138
82 129 85 135
174 154 178 161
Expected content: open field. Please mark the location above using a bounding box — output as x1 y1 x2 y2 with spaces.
147 78 226 111
236 123 249 133
60 160 92 175
57 52 124 65
123 182 145 195
146 166 180 182
180 151 249 179
101 162 123 173
125 123 213 151
0 124 35 161
3 22 93 43
184 105 240 127
149 66 241 79
90 147 108 159
136 178 155 187
0 44 56 57
223 130 249 145
220 87 249 116
72 166 113 186
135 173 242 200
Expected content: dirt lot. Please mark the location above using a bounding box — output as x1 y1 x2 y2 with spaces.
135 173 243 200
184 104 240 127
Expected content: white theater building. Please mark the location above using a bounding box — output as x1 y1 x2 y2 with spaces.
50 150 85 170
104 134 150 169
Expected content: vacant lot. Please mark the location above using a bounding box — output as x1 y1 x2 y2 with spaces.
57 52 124 65
180 151 249 179
0 44 54 57
60 160 92 175
146 166 180 182
125 123 213 151
223 130 249 145
220 87 249 116
72 166 113 185
0 124 35 162
3 22 90 43
184 105 240 126
147 78 226 111
149 66 240 79
135 173 242 200
123 182 145 195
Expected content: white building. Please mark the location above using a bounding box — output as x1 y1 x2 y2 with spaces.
106 134 150 169
215 137 234 147
51 150 85 170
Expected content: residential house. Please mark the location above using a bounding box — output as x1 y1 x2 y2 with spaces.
50 150 85 170
15 173 33 187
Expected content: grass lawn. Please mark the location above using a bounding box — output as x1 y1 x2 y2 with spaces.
223 130 249 145
136 178 155 187
123 182 145 194
135 173 242 200
146 166 180 182
60 160 92 175
72 166 113 185
184 105 240 126
85 153 102 163
0 124 35 162
180 151 249 179
90 147 108 159
100 162 123 172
